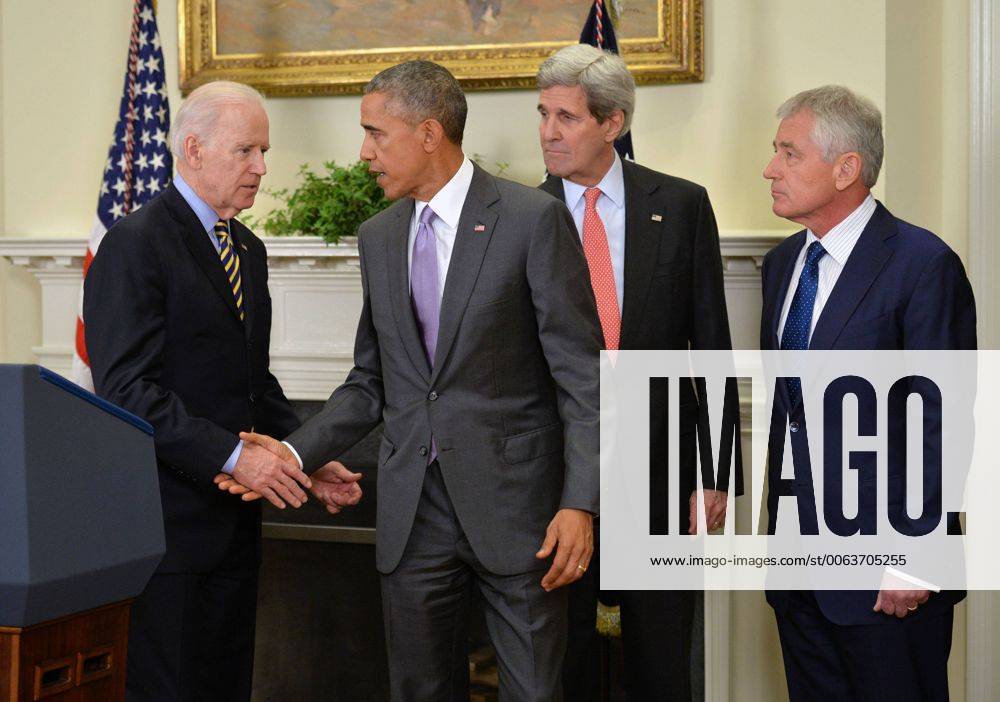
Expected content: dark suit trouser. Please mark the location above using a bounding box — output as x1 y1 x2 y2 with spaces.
126 518 258 702
563 526 694 702
774 590 953 702
381 461 567 702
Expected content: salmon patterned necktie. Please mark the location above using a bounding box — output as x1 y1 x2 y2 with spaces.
582 187 621 350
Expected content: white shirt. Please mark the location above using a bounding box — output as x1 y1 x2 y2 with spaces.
562 152 626 313
408 157 475 298
777 195 877 343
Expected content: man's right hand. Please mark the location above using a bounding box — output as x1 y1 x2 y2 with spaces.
229 441 312 509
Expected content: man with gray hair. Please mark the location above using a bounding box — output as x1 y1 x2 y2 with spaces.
761 85 975 700
233 60 602 700
537 43 739 701
85 80 358 701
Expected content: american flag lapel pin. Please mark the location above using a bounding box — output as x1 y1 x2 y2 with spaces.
474 224 486 232
651 214 663 222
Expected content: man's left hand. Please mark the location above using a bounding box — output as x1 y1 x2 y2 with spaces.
689 489 728 534
874 572 932 618
536 508 594 592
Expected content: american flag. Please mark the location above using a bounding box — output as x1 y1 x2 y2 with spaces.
579 0 635 161
73 0 172 390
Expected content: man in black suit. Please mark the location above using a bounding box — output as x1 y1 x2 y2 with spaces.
760 85 975 702
85 81 358 702
537 45 739 701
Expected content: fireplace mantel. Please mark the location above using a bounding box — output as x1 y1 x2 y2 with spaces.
0 232 787 399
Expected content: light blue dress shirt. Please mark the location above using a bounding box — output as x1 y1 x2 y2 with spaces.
561 152 626 313
173 173 243 474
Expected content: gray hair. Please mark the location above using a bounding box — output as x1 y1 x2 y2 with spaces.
364 61 467 145
777 85 884 188
536 44 635 138
170 80 266 158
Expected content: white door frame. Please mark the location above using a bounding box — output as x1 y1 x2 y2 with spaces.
967 1 1000 700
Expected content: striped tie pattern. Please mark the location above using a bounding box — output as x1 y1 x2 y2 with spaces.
215 219 245 321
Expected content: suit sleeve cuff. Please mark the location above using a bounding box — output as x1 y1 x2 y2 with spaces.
221 439 243 475
885 567 941 593
282 441 304 470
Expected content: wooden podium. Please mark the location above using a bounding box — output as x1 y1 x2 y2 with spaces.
0 601 131 701
0 366 164 701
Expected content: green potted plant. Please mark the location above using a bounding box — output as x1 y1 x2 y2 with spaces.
247 160 391 244
248 155 510 244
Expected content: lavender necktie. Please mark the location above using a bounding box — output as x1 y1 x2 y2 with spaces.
411 205 439 463
411 205 440 366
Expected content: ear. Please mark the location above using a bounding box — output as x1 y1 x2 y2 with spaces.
834 152 863 191
183 134 203 170
420 119 446 154
603 109 625 143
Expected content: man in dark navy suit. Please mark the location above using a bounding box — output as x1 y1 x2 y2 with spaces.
760 85 976 701
86 81 358 702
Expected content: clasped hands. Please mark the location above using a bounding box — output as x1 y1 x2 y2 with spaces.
213 431 363 515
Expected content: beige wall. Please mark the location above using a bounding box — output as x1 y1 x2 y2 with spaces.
0 1 974 699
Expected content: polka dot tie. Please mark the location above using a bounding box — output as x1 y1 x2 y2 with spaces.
582 187 621 350
780 241 826 401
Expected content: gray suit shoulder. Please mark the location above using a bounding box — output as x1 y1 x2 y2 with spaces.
491 173 567 217
357 198 411 245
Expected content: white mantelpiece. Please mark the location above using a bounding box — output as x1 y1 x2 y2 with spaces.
0 232 787 400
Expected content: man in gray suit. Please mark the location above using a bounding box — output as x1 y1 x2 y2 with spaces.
225 60 602 701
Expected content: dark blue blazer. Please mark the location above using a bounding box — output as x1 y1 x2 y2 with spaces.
760 201 976 625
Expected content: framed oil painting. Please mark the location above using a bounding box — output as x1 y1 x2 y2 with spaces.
178 0 703 96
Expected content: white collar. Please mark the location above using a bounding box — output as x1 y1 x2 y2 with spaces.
562 151 625 211
804 194 877 266
414 157 474 229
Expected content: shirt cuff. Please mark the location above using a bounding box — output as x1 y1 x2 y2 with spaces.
221 439 243 475
885 567 941 593
282 441 304 470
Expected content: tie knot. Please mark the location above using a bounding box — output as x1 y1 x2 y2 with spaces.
419 205 436 226
584 187 602 208
215 220 229 239
805 241 826 267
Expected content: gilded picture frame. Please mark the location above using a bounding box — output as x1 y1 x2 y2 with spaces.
178 0 703 96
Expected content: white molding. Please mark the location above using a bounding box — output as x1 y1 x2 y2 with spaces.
967 3 1000 700
970 0 1000 349
0 231 782 403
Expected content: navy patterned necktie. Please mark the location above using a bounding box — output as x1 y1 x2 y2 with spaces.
780 241 826 404
780 241 827 351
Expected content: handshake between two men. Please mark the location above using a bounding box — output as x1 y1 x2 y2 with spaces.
213 431 363 514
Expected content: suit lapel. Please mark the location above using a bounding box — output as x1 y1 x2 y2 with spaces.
619 161 664 348
385 200 432 383
808 203 896 350
431 164 499 385
767 231 806 349
164 185 244 326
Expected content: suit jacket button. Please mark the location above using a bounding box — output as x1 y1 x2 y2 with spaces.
249 392 255 403
790 421 799 433
428 391 438 401
419 446 428 456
